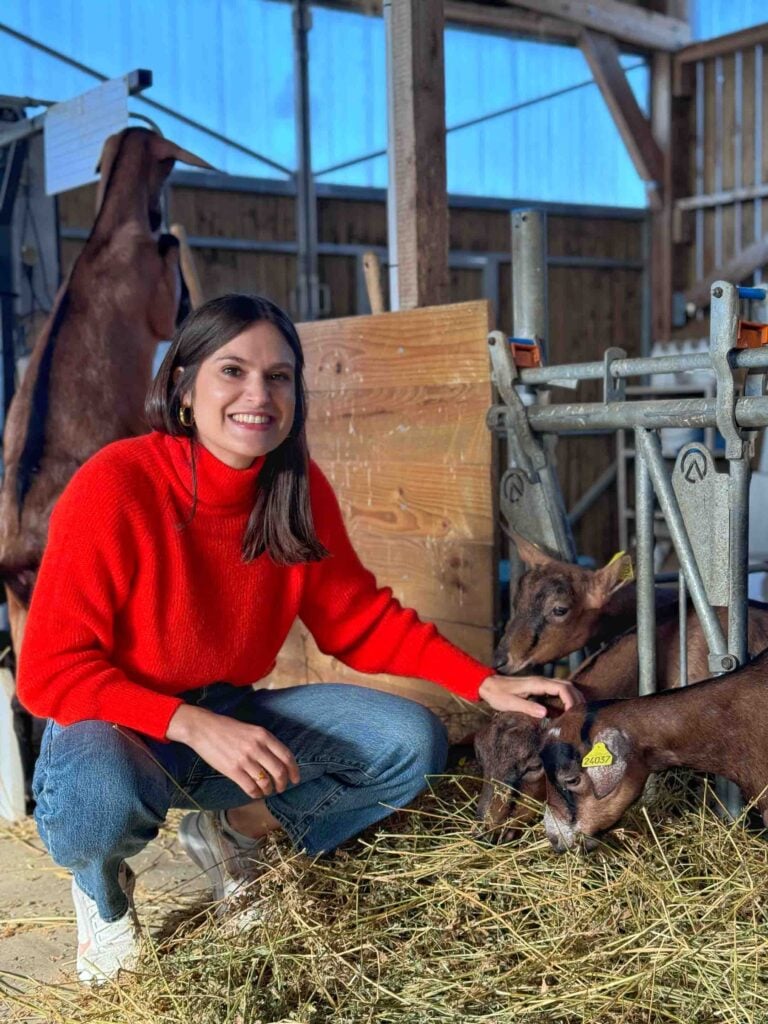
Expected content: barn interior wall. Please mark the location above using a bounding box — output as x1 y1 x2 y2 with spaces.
57 183 645 565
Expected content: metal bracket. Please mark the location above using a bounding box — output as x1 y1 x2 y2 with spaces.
710 280 746 460
487 331 547 479
603 346 627 403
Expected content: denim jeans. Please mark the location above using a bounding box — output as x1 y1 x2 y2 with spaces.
32 682 448 921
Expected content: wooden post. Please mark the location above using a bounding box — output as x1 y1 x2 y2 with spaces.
387 0 449 310
651 52 673 342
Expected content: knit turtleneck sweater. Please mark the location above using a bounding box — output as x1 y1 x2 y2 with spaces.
18 432 493 740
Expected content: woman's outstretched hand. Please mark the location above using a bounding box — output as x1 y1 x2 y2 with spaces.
167 704 300 798
478 674 584 717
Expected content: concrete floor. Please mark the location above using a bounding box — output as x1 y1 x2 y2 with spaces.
0 811 207 1019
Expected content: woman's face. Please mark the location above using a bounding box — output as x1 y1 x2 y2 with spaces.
180 322 297 469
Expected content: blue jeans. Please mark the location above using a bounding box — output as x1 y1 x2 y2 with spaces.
32 683 448 921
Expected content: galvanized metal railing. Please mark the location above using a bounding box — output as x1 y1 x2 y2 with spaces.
490 209 768 817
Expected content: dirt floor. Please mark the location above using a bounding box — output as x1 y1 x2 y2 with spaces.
0 810 207 1020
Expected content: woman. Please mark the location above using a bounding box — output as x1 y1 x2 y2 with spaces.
18 294 580 984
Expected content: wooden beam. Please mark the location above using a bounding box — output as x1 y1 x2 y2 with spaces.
500 0 690 52
675 21 768 65
389 0 450 309
580 29 665 189
313 0 582 45
683 235 768 310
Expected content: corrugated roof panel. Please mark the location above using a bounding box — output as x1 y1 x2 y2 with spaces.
1 0 295 177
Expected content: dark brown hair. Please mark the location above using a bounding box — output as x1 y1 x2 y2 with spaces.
145 293 328 565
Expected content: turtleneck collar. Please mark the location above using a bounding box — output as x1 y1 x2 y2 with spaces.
161 433 266 511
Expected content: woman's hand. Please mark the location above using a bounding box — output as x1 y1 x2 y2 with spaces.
478 674 584 717
167 704 300 799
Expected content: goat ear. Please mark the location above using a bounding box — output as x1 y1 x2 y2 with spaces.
149 135 215 170
509 531 557 569
584 552 634 609
583 728 630 799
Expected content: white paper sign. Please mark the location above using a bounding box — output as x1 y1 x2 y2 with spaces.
44 77 129 195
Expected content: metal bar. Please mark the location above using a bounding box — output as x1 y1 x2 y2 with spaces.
635 428 729 660
567 460 618 526
517 347 768 387
513 395 768 434
382 0 399 311
293 0 319 321
678 571 688 687
617 429 629 551
634 437 657 696
512 210 548 354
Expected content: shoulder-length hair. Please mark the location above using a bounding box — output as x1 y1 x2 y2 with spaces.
145 293 328 565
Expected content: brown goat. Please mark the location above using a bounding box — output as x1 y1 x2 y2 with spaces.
539 648 768 852
495 532 679 674
0 127 211 650
475 601 768 840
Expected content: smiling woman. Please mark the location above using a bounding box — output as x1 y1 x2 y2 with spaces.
16 292 581 986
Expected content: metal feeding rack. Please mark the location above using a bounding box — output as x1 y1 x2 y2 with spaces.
488 209 768 817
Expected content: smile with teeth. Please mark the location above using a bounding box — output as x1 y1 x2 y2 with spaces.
230 413 273 424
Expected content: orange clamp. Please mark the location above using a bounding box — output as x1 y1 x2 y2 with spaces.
736 319 768 349
509 339 542 368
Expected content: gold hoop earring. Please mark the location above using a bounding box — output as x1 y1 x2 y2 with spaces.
178 404 194 428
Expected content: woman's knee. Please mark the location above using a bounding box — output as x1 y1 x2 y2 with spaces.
360 691 449 778
34 721 168 867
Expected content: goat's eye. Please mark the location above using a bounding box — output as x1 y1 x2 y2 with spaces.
523 763 544 778
551 605 569 618
562 774 582 789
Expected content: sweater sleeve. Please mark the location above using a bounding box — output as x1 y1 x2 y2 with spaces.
16 457 183 739
299 464 493 701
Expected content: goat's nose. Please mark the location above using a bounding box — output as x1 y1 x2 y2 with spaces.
493 648 508 671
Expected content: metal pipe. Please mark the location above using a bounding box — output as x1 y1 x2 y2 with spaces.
502 395 768 434
293 0 319 320
678 571 688 687
635 428 729 660
382 0 399 311
512 210 548 355
567 461 617 526
518 347 768 387
634 436 657 696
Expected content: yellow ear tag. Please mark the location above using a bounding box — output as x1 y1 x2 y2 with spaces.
582 742 614 768
606 550 635 583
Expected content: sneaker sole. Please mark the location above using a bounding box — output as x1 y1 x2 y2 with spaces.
177 812 230 903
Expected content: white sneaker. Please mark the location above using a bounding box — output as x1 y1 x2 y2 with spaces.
72 862 140 985
178 810 267 910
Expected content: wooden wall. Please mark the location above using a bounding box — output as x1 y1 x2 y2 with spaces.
57 183 645 571
672 26 768 319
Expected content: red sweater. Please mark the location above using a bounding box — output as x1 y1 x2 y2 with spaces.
18 432 492 739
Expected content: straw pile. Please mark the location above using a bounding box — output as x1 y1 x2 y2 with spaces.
3 768 768 1024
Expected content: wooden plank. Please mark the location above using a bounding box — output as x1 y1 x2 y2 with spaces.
299 300 493 391
676 22 768 66
580 30 665 188
313 0 581 46
505 0 690 52
319 459 493 543
683 234 768 309
307 383 491 466
676 183 768 211
390 0 449 309
330 536 495 627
